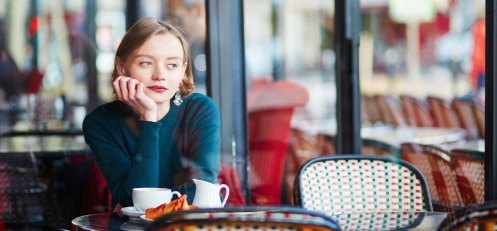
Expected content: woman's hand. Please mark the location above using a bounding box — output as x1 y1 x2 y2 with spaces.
113 76 158 122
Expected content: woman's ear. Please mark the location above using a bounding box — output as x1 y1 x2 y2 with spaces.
183 62 187 73
115 57 125 76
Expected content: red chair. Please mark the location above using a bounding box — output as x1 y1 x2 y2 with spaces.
400 95 434 127
216 163 246 206
400 143 464 212
426 96 461 128
247 80 309 205
81 163 112 215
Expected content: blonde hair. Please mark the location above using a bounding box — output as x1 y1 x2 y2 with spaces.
112 17 194 98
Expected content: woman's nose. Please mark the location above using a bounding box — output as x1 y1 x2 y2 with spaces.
152 66 166 81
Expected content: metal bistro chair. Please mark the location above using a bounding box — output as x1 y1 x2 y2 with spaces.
400 143 464 212
449 149 485 205
293 155 432 216
452 98 481 140
438 202 497 231
319 135 400 158
400 95 435 127
426 96 461 129
145 207 341 231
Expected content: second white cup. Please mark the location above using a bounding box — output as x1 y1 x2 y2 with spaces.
132 187 181 212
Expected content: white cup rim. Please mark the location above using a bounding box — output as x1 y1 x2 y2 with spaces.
132 187 172 192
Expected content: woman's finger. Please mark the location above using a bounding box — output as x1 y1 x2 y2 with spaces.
113 76 123 101
120 77 130 101
136 82 144 100
127 79 137 102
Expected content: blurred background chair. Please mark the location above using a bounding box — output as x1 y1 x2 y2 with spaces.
426 96 461 128
362 95 382 125
247 80 309 205
294 155 432 216
374 95 407 126
438 202 497 231
0 152 57 228
400 95 434 127
449 149 485 205
452 98 481 140
400 143 464 212
145 206 341 231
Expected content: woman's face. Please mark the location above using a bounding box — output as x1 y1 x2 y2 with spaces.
118 34 187 105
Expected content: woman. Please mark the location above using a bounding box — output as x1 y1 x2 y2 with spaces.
83 17 221 210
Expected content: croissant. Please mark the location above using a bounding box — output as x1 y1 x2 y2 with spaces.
145 194 198 220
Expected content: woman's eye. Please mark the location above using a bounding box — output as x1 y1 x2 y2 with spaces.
168 64 177 69
140 61 152 66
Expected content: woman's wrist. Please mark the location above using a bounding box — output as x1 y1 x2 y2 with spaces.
140 111 157 122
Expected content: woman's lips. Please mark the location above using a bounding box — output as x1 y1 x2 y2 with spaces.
147 86 167 93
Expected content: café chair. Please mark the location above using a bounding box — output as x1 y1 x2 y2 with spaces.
247 80 309 205
334 211 427 231
472 101 485 139
438 202 497 231
0 152 57 225
400 143 464 212
449 149 485 205
320 135 400 158
293 155 433 216
426 96 461 128
374 95 407 126
400 95 434 127
144 206 341 231
452 98 481 140
361 139 400 158
362 95 382 125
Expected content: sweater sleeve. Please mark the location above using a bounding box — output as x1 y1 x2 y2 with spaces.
174 96 222 204
83 106 162 207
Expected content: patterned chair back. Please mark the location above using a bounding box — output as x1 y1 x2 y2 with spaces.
145 207 341 231
452 99 481 140
362 95 382 124
400 143 464 211
293 155 432 216
473 103 485 139
361 139 400 158
400 95 434 127
374 95 407 126
449 149 485 205
426 96 461 128
438 202 497 231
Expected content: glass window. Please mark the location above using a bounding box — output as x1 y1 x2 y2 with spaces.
244 0 336 205
359 0 485 140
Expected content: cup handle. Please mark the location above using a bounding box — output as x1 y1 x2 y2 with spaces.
219 184 230 207
171 191 181 199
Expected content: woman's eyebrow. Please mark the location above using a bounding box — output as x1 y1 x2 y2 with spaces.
134 54 154 59
166 57 183 61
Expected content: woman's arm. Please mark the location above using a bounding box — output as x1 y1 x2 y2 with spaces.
83 107 161 207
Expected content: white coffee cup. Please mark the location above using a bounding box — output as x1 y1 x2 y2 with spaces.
132 187 181 212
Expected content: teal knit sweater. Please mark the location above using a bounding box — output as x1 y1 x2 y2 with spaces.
83 93 221 207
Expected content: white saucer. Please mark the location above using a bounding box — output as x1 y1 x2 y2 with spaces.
121 206 145 219
140 214 154 222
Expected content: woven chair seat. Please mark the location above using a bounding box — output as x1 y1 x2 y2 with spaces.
438 202 497 231
335 211 426 230
294 155 432 216
145 207 341 231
